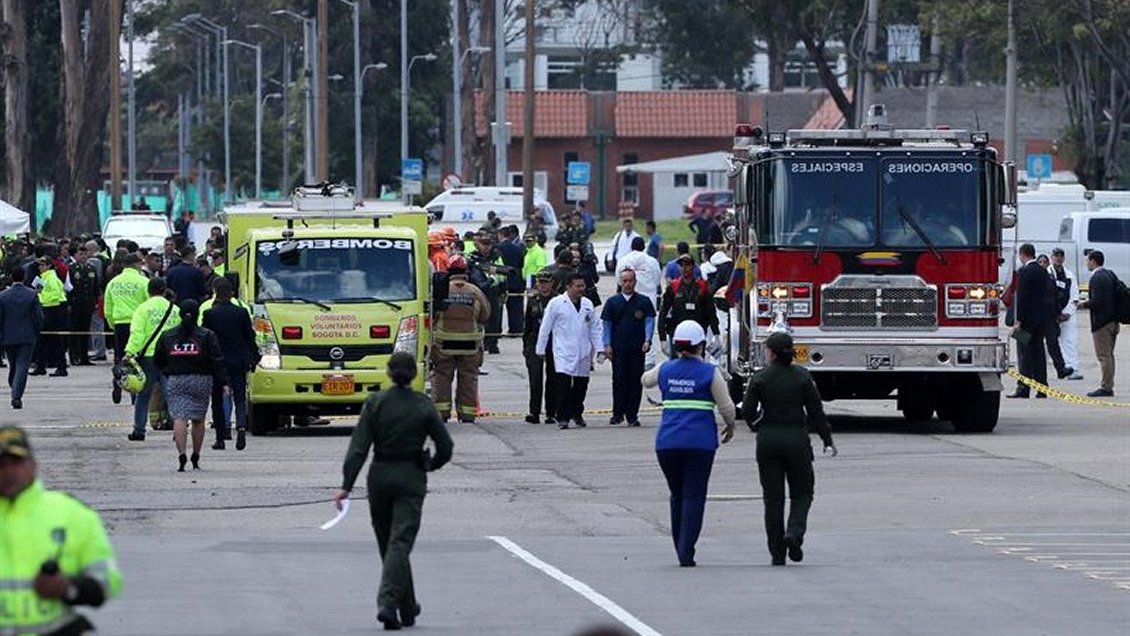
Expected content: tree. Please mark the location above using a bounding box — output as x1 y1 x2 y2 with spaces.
645 0 760 89
1 0 33 215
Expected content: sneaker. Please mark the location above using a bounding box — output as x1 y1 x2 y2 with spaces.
127 432 145 441
524 414 540 424
236 430 247 451
1087 388 1114 397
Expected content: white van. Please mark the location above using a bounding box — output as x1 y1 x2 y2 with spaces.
424 186 559 238
1057 209 1130 289
101 213 174 252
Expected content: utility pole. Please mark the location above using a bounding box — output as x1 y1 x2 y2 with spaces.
317 0 330 182
452 0 461 179
859 0 879 126
346 0 362 203
521 0 535 214
925 10 942 128
1004 0 1018 165
400 0 408 203
494 0 507 186
109 0 122 210
127 0 137 207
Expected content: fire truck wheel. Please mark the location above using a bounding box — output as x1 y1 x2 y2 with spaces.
249 403 281 436
948 381 1000 433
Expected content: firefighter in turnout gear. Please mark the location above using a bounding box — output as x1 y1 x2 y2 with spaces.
431 255 490 423
658 254 720 356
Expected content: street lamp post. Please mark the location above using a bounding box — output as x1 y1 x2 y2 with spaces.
170 25 212 212
454 46 490 180
403 53 437 203
185 15 230 203
273 10 317 185
250 23 291 194
361 63 388 199
127 0 136 207
336 0 364 203
223 39 264 199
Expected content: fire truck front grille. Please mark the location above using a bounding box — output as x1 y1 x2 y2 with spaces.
821 287 937 330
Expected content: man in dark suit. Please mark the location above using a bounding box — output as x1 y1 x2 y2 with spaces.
1009 243 1056 398
0 268 44 409
164 246 207 303
1007 244 1057 397
201 277 258 451
495 224 527 334
1079 250 1120 396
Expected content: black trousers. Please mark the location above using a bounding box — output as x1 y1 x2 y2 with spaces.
525 351 557 418
484 293 503 351
68 302 94 364
611 348 645 422
1018 324 1048 396
756 426 815 559
554 373 590 423
112 323 131 363
36 305 67 371
505 293 525 334
1042 322 1067 376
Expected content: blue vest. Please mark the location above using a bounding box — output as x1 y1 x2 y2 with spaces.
656 357 718 451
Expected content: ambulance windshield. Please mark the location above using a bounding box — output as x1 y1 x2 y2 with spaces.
254 237 416 303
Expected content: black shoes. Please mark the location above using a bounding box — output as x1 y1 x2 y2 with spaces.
178 453 187 472
29 368 46 376
49 369 68 377
212 439 226 450
609 416 623 426
557 420 570 430
10 399 21 410
1057 367 1075 380
525 414 540 424
236 429 247 451
111 386 122 404
1087 388 1114 397
190 453 200 470
399 603 421 627
377 607 402 630
545 417 556 425
127 432 145 441
771 554 786 566
574 416 587 428
1005 391 1029 399
784 535 804 563
628 420 641 427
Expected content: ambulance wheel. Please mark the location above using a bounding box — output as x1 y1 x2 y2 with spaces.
249 403 280 436
948 379 999 433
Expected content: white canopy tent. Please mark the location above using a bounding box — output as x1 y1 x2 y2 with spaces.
0 199 30 235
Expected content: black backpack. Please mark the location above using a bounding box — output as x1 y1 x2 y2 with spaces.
1114 275 1130 324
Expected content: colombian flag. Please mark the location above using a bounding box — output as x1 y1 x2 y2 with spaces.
725 250 750 306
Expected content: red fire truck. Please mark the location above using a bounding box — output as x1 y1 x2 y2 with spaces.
723 106 1018 432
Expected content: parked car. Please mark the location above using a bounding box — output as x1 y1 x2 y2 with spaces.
101 213 174 252
683 190 733 218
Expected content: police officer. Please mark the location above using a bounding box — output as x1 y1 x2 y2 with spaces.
657 254 719 356
641 321 736 567
103 254 149 403
124 278 180 442
334 353 453 630
743 332 837 566
0 426 123 635
468 233 505 354
523 270 558 424
601 268 655 426
432 255 490 423
33 257 68 377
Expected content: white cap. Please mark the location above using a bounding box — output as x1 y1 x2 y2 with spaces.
709 251 732 266
672 320 706 347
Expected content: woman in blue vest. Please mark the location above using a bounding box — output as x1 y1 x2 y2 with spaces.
641 320 736 567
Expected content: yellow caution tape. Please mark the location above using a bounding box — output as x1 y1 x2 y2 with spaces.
479 406 663 419
1006 368 1129 408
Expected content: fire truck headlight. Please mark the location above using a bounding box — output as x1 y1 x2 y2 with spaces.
968 286 987 300
947 302 967 316
790 301 811 317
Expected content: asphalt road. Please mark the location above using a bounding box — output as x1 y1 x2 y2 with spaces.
10 289 1129 635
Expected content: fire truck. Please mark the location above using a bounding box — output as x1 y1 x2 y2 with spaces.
722 105 1018 432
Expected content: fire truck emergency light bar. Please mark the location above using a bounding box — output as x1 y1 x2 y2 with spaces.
782 128 990 147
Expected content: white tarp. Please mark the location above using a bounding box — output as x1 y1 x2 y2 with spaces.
0 199 30 235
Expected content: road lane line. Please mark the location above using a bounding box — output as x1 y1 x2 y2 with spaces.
487 536 663 636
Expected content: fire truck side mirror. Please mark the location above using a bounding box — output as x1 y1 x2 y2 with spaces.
1001 161 1019 207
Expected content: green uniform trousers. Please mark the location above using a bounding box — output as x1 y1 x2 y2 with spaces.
367 462 426 612
755 426 815 558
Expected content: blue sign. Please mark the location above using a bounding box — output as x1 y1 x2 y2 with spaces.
567 161 591 186
1026 154 1053 180
401 158 424 181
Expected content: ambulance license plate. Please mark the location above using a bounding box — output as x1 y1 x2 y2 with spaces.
322 375 355 395
793 345 809 364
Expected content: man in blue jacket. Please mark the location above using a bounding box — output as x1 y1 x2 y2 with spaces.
601 268 655 427
165 246 207 303
496 224 527 334
201 278 258 450
0 268 44 409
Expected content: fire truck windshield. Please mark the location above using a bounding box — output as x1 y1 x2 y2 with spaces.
763 155 986 249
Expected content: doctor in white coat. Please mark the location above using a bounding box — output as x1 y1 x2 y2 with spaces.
1049 248 1083 379
615 236 662 368
536 272 603 430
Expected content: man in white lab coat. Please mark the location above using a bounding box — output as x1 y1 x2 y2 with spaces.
605 218 643 272
1049 248 1083 379
536 272 603 430
615 236 662 368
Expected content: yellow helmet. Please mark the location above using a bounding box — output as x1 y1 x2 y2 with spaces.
114 359 147 394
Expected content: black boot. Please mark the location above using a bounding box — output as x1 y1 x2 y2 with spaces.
377 607 402 630
399 603 421 627
178 454 187 472
235 429 246 451
212 437 226 450
190 453 200 470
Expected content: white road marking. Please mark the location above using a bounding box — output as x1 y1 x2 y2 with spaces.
487 536 663 636
971 533 1130 537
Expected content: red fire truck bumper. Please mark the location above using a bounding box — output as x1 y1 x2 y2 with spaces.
752 338 1008 373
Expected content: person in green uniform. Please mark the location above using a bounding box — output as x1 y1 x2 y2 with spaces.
743 332 837 566
334 352 454 631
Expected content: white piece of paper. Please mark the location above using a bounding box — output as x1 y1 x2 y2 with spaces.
320 498 350 530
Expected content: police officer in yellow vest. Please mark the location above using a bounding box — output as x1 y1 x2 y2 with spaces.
32 258 68 377
431 255 490 423
0 426 123 635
